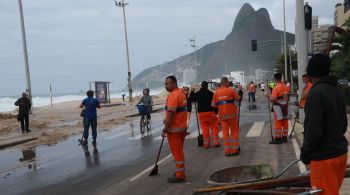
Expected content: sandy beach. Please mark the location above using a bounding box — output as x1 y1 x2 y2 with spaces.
0 95 166 150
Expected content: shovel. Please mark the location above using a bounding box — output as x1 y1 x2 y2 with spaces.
194 102 204 147
149 136 165 176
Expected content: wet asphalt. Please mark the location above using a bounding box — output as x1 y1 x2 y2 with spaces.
0 92 301 195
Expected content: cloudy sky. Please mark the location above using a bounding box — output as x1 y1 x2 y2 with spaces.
0 0 339 96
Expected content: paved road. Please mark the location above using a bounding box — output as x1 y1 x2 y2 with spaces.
0 93 305 195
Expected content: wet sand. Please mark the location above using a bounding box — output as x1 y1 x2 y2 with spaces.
0 96 166 150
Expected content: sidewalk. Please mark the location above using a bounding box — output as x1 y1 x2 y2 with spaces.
293 114 350 195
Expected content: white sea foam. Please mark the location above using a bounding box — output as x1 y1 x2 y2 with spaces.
0 88 164 113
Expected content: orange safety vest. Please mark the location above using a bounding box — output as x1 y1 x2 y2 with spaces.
212 86 239 121
299 82 313 108
248 84 256 92
165 88 188 133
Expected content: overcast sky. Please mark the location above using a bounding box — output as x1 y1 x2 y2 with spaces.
0 0 339 96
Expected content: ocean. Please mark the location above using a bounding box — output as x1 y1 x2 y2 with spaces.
0 88 164 113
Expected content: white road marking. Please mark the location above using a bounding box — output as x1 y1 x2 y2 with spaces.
129 154 173 182
292 138 307 173
246 122 265 137
288 120 292 133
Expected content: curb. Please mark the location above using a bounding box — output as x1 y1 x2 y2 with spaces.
0 137 38 150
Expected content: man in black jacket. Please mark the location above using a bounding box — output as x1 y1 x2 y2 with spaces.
189 81 220 148
15 92 32 133
301 53 348 195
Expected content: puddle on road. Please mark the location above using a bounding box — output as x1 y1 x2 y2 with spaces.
0 117 163 182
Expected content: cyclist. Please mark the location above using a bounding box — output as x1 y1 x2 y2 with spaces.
136 88 153 121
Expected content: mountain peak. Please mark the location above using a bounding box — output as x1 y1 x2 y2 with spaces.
233 3 255 28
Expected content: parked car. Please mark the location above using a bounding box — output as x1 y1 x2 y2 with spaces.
338 79 349 87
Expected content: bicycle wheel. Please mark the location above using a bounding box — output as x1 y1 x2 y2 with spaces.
140 116 145 134
147 118 152 131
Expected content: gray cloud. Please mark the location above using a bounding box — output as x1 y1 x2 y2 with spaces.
0 0 339 96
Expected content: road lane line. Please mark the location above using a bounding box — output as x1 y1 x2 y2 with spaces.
246 122 265 137
129 154 172 182
292 138 307 173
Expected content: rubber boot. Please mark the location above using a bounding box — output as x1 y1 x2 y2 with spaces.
282 137 288 143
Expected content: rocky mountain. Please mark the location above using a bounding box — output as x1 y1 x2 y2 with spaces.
132 3 295 89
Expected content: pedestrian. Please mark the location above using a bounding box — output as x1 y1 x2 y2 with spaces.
182 85 192 129
136 88 153 121
301 54 348 195
80 90 101 145
248 81 256 102
211 77 241 157
299 74 312 110
189 81 220 148
14 92 31 133
267 73 289 144
122 90 126 101
161 76 188 183
260 81 266 93
268 80 275 94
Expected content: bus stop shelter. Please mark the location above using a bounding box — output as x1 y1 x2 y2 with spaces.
89 81 111 104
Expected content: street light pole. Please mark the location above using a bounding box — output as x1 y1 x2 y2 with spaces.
283 0 288 81
18 0 33 109
190 36 197 83
115 0 133 102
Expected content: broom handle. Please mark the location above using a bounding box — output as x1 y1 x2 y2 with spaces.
194 102 201 135
155 137 164 165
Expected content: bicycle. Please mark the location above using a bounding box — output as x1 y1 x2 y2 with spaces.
137 105 152 134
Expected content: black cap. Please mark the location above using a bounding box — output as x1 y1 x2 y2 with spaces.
307 53 331 78
274 72 282 80
201 81 208 88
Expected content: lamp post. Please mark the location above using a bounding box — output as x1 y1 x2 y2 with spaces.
189 36 197 83
115 0 133 102
283 0 288 81
18 0 33 110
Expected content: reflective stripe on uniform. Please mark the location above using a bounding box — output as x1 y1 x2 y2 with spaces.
176 168 185 172
220 114 237 120
216 100 234 106
168 127 187 133
176 161 184 165
165 106 187 112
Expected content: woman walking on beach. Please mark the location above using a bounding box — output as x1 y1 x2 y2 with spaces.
80 90 101 145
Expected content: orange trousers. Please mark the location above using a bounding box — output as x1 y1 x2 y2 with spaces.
221 118 239 155
198 112 220 148
167 131 186 179
273 112 288 138
310 153 347 195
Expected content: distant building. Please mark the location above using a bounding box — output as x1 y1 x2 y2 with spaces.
312 16 319 29
310 15 331 53
334 2 350 27
230 71 245 84
311 23 332 53
183 69 196 85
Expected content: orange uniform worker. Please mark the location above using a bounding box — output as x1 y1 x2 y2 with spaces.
162 76 188 183
211 77 241 157
189 81 220 148
248 81 257 102
268 73 289 144
301 54 348 195
299 74 313 109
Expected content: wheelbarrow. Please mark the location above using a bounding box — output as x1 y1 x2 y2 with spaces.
193 161 350 195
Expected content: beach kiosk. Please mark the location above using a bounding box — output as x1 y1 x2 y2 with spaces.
89 81 111 104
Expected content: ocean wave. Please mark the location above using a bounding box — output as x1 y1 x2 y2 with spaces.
0 88 164 113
